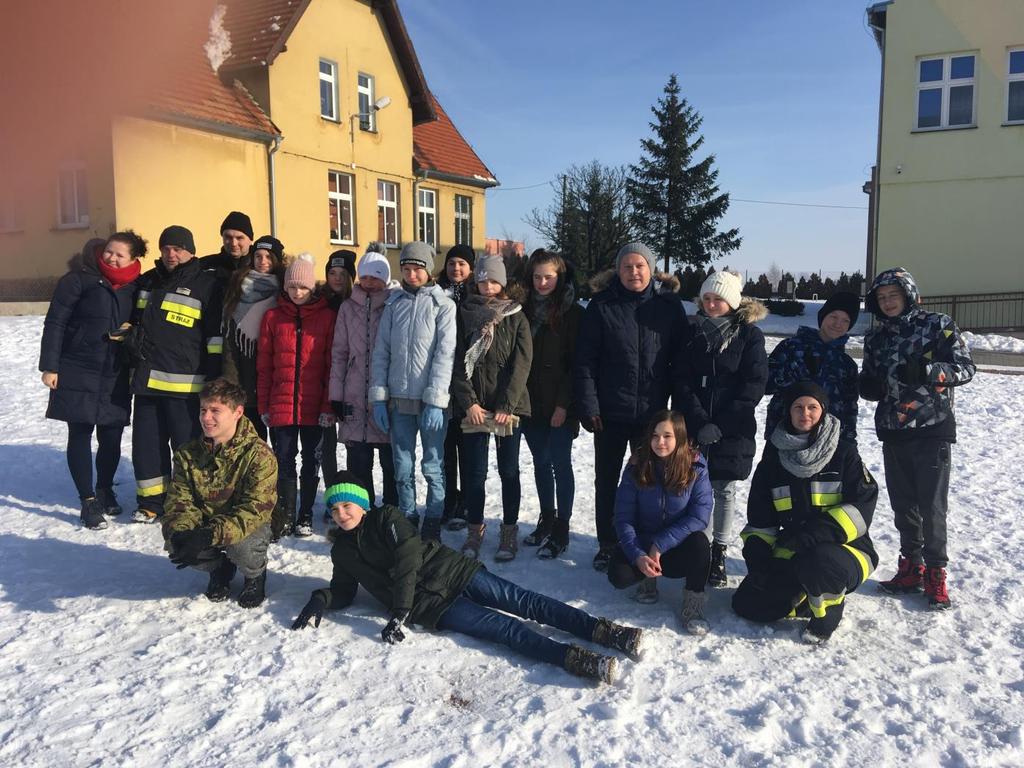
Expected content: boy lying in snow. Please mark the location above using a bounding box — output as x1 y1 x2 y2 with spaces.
291 471 643 684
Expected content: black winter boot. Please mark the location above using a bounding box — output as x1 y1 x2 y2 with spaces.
95 487 123 516
538 518 569 560
709 542 728 587
204 557 237 603
238 570 267 609
564 645 617 684
420 516 442 543
80 497 108 530
523 509 555 546
294 472 317 537
271 478 297 542
443 488 467 531
592 617 645 660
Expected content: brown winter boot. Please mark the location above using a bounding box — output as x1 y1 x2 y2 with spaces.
495 524 519 562
461 523 486 559
564 645 617 684
592 617 645 660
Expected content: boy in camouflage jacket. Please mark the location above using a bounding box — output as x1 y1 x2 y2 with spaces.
859 267 975 609
162 378 278 608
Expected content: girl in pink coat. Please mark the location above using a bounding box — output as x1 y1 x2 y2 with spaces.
329 248 398 507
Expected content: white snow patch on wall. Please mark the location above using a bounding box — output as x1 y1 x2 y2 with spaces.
204 4 232 73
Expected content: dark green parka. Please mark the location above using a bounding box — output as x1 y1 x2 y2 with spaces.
525 293 583 431
319 505 481 628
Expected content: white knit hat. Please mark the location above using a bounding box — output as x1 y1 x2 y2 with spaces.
285 253 316 290
700 270 742 310
358 250 391 283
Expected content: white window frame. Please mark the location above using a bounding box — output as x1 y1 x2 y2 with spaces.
57 165 89 229
328 170 355 245
358 73 376 132
319 58 339 121
1006 47 1024 125
914 53 977 131
454 194 472 246
417 188 437 250
377 179 399 248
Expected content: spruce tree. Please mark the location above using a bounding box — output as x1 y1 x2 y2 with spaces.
628 74 741 273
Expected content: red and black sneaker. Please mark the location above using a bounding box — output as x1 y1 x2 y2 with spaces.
878 556 925 594
924 567 952 610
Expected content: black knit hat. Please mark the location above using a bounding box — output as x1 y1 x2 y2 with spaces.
818 291 860 328
220 211 254 240
327 249 357 279
445 244 476 269
781 380 830 413
253 235 284 263
158 225 196 255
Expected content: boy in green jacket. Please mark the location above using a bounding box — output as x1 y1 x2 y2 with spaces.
162 378 278 608
292 471 643 684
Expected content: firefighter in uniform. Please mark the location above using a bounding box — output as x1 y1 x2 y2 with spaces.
129 225 223 522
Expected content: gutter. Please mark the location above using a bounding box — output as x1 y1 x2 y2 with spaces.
866 2 888 281
268 136 282 237
413 167 499 190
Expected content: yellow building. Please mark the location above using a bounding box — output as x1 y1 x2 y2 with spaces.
0 0 497 298
867 0 1024 329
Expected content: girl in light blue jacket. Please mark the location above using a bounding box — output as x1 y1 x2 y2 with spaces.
369 242 457 542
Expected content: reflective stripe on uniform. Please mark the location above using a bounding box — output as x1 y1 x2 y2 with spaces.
786 592 808 618
135 290 150 309
206 336 223 354
843 544 873 584
810 480 843 507
808 590 846 618
147 370 205 393
741 525 779 545
160 294 203 320
827 504 868 543
137 475 170 497
773 546 796 560
771 485 792 512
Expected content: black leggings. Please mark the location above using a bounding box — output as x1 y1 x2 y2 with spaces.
607 531 712 592
67 422 124 499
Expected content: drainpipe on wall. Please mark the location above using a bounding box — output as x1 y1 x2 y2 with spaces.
268 136 282 237
413 168 430 248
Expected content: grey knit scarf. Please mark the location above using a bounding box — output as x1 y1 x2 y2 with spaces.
697 311 739 354
460 294 521 379
770 413 841 478
229 270 280 357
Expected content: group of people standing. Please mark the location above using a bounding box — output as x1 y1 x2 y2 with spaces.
38 219 975 679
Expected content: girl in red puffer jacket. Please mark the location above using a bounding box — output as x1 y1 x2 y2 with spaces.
257 253 336 539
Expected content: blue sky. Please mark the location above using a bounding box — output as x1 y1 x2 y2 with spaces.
400 0 882 278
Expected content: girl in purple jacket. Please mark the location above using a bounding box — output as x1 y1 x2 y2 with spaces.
609 410 713 635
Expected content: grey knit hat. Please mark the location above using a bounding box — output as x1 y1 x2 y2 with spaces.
399 241 435 272
474 255 507 288
615 241 655 272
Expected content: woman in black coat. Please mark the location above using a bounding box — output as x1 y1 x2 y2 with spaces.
39 232 145 529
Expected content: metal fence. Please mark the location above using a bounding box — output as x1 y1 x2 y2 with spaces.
917 291 1024 332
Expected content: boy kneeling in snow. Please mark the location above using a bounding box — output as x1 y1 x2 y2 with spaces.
162 378 277 608
292 471 642 684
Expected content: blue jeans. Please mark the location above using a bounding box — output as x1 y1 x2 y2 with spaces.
708 479 738 545
436 569 598 667
389 407 447 520
462 428 522 525
521 418 576 521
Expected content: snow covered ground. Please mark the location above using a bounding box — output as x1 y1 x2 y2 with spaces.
2 315 1023 767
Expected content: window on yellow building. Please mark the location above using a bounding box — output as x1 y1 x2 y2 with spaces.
320 59 339 121
1007 48 1024 124
417 188 437 250
916 54 976 130
329 171 355 244
358 73 376 132
57 166 89 228
377 180 399 247
454 194 472 246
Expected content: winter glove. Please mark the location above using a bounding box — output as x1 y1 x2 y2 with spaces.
696 423 722 446
261 413 272 427
331 401 348 421
581 414 603 433
775 531 817 555
318 413 336 428
857 371 886 401
291 592 328 630
896 358 926 387
420 404 444 432
169 527 215 569
805 354 820 379
381 612 408 645
372 403 390 434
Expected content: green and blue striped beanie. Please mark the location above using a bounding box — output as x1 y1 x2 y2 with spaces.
324 472 371 512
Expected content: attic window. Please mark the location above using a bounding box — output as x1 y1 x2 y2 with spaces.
57 166 89 229
915 53 976 130
320 59 339 121
1007 48 1024 124
358 73 376 131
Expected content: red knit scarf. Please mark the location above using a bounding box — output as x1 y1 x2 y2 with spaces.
97 258 141 290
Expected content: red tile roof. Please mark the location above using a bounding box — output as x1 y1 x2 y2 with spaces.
414 96 498 188
220 0 309 70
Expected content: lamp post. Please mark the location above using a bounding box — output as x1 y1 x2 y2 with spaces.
349 95 392 144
